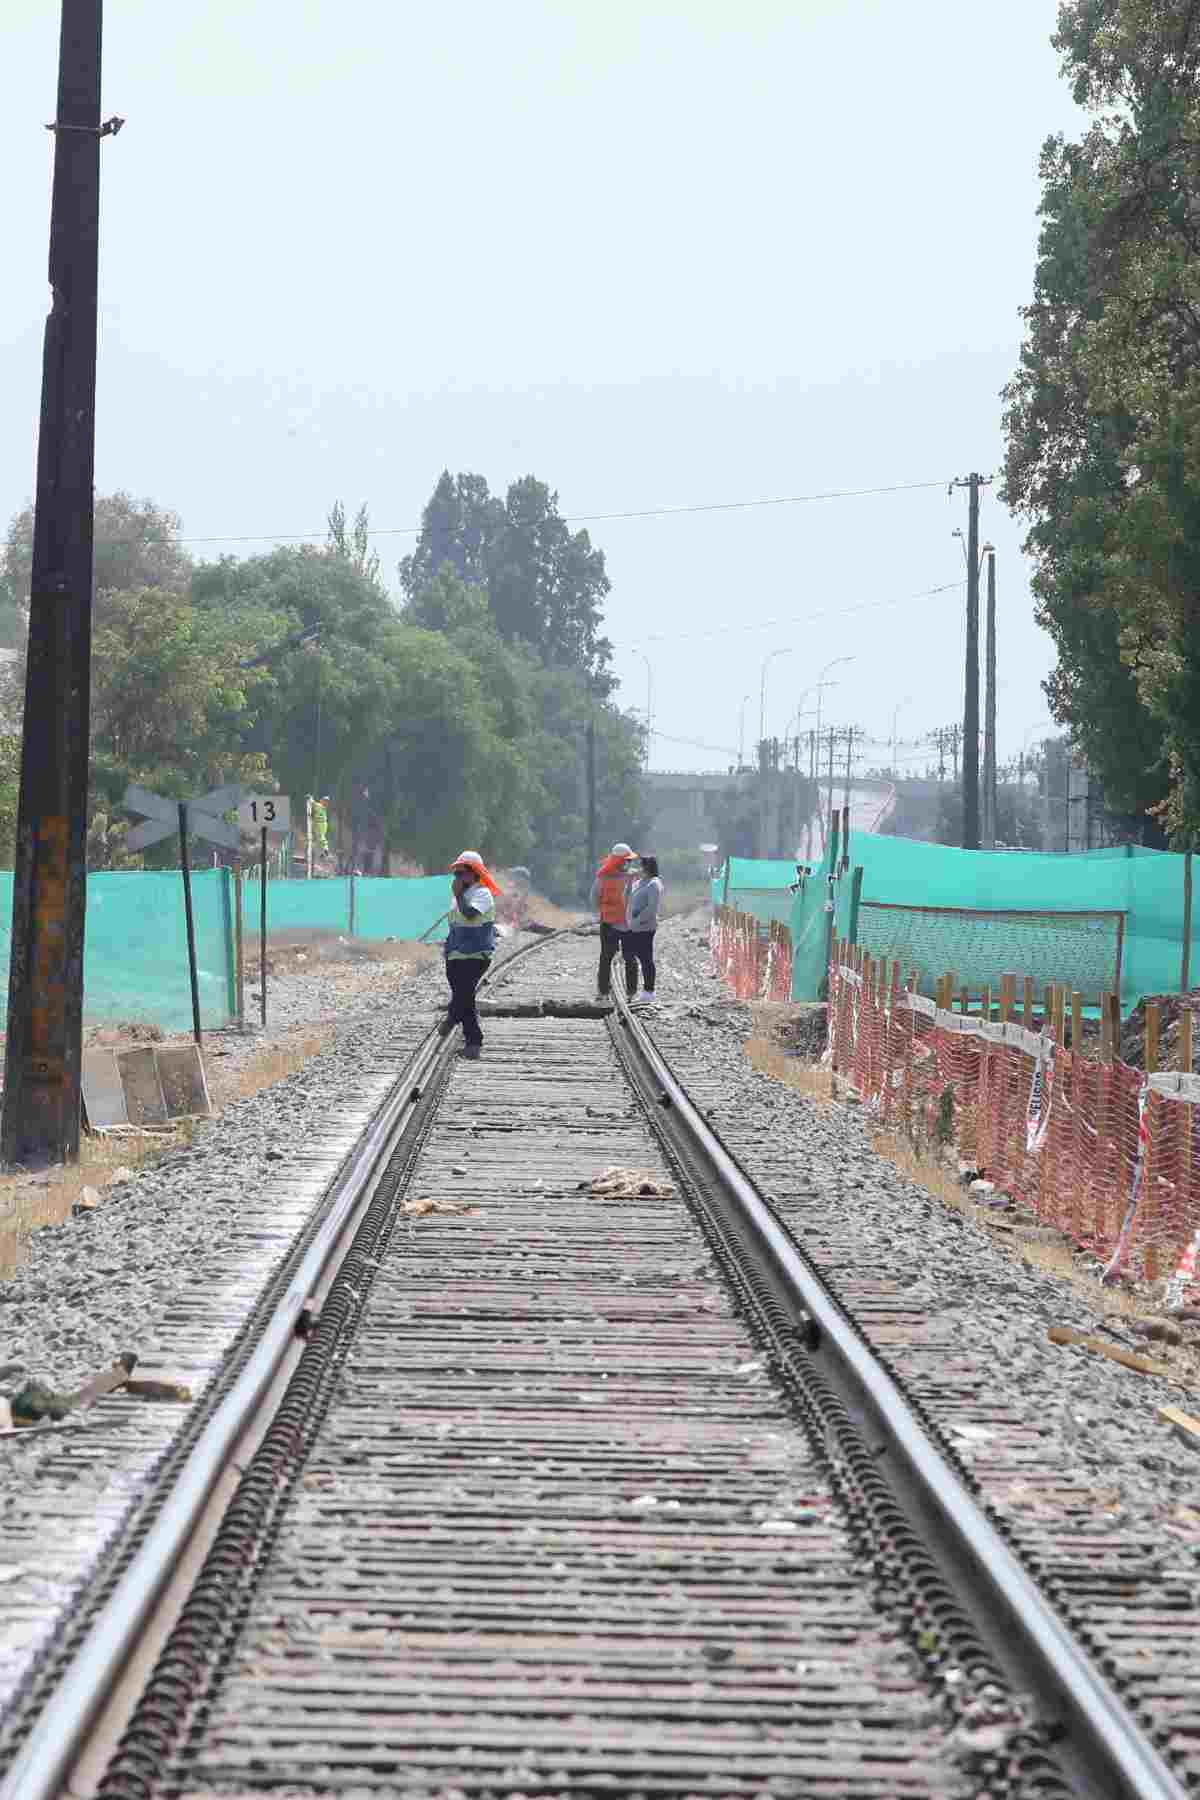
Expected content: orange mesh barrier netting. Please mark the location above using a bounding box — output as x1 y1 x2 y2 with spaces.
825 948 1200 1300
711 906 793 1003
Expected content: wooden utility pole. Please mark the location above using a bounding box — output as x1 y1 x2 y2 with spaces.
982 545 997 848
951 472 991 850
3 3 116 1166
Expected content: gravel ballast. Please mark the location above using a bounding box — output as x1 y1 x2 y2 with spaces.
4 910 1199 1766
0 931 541 1715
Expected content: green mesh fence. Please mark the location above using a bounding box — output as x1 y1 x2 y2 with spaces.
352 876 449 941
710 858 799 927
855 902 1123 1004
0 870 454 1041
238 875 450 942
786 831 1200 1008
0 870 237 1036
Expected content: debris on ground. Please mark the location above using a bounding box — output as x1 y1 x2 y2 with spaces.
770 1005 829 1059
402 1197 479 1218
123 1377 193 1403
580 1166 676 1199
1120 991 1200 1070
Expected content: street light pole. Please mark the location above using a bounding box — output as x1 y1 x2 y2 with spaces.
758 649 794 857
634 651 653 763
738 693 752 770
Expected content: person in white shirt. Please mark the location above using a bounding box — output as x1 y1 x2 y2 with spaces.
623 854 664 1006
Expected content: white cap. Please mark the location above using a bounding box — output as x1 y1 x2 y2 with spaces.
611 842 634 858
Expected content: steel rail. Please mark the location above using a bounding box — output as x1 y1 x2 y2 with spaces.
610 989 1186 1800
0 931 559 1800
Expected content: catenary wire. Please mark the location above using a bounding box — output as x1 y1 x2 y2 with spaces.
87 478 952 550
623 578 964 647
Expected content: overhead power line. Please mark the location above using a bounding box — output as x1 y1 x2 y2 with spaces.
87 477 951 550
628 578 964 647
649 728 741 758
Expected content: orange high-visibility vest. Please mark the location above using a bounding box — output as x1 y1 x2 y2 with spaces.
596 872 628 925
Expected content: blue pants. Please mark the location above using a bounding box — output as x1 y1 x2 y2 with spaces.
446 957 490 1045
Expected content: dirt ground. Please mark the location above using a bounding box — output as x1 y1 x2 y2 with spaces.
0 895 588 1278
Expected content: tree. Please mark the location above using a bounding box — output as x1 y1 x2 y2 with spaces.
2 492 193 619
487 477 614 690
400 470 615 691
399 471 501 597
1004 2 1200 840
326 500 383 590
86 585 272 864
515 667 646 898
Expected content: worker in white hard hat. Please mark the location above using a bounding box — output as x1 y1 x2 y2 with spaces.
444 850 502 1060
589 841 636 1002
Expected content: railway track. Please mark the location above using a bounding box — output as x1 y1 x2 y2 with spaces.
0 927 1189 1798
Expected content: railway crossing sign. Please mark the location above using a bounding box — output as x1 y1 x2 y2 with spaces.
121 782 250 1048
123 782 245 853
238 794 291 834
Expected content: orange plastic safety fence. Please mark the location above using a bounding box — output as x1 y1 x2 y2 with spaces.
710 906 793 1002
826 949 1200 1300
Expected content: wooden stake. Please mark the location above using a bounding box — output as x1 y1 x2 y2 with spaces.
1049 1325 1171 1379
1023 976 1034 1030
1105 992 1121 1060
1181 1008 1194 1074
999 974 1014 1025
1071 990 1083 1054
1146 1001 1161 1074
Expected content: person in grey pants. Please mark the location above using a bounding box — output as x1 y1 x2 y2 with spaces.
623 855 663 1005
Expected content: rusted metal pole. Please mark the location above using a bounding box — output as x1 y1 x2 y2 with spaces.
2 1 105 1167
179 805 202 1048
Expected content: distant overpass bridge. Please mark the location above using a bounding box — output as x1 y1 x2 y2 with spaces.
642 769 896 856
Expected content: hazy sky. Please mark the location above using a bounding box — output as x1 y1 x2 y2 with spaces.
2 2 1084 776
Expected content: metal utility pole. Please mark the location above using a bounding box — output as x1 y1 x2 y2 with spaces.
3 3 116 1167
842 725 855 811
824 728 837 852
790 734 802 856
805 728 816 861
950 472 991 850
982 545 997 849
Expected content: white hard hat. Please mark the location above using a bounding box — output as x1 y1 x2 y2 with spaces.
611 842 634 858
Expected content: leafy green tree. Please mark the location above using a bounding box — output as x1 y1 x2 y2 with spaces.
1004 1 1200 840
2 492 193 616
88 585 271 864
400 470 615 692
400 471 501 596
516 667 646 899
326 500 383 589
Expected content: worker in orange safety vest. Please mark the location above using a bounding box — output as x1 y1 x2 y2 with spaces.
590 841 636 1001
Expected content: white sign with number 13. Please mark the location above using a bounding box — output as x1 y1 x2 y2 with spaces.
239 795 291 832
